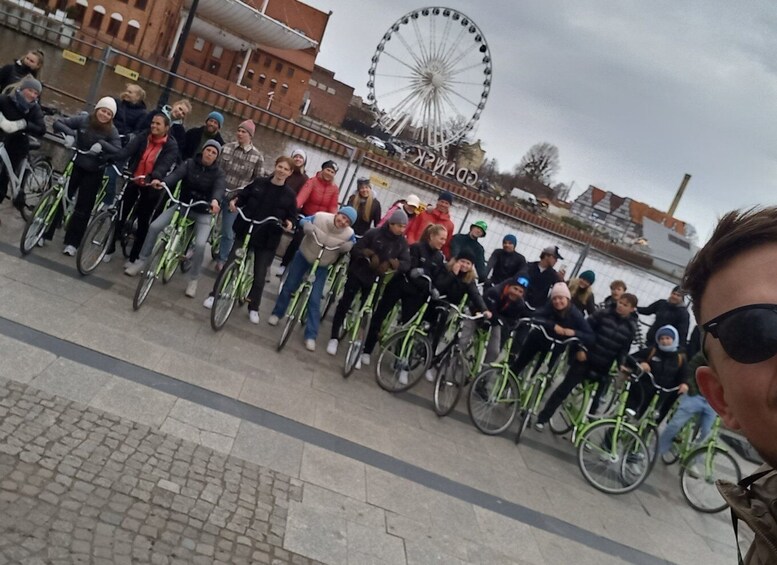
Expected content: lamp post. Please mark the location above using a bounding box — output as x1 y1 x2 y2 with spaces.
158 0 200 107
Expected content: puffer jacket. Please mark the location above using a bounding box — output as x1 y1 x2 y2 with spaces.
349 224 410 286
632 346 689 388
0 91 45 140
584 307 635 372
403 241 445 294
405 206 455 257
53 114 121 172
232 175 297 250
298 212 354 267
531 304 594 348
718 466 777 565
296 173 339 216
433 266 487 313
113 98 147 136
484 280 531 325
487 248 527 285
161 154 225 214
639 299 690 347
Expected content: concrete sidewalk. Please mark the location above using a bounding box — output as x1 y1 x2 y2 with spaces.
0 206 756 564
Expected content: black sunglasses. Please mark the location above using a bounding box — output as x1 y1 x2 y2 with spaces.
702 303 777 364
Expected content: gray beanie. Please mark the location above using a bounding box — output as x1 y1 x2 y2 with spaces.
20 76 42 94
388 208 408 225
202 139 222 155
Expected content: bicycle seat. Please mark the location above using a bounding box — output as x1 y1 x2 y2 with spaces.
28 136 42 150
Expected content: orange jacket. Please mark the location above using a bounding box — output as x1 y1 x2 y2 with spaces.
405 207 455 258
296 173 339 216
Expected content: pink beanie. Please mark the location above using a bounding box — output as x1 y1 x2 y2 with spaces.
238 119 256 137
550 282 571 300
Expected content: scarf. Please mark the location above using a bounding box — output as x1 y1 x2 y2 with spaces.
134 134 168 184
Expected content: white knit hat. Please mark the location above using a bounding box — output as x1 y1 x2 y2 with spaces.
94 96 117 117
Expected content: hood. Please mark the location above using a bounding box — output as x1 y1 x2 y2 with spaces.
655 324 679 352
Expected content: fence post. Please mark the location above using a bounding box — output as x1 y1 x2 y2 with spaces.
569 243 590 279
339 149 363 206
84 45 112 111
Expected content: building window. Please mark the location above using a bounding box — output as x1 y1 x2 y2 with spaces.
193 37 205 51
124 20 139 44
275 62 283 72
308 78 317 86
70 4 86 23
135 0 147 8
212 45 223 59
258 74 266 84
326 87 335 95
317 82 326 91
286 67 295 78
88 6 105 30
106 13 122 36
55 0 68 10
252 52 260 63
263 56 272 68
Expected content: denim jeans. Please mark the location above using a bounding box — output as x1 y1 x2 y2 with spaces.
271 251 328 340
657 394 718 455
217 197 237 263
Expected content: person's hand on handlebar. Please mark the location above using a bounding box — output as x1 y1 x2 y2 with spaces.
576 350 587 362
228 199 237 213
283 219 293 232
639 361 651 373
210 199 220 215
482 310 493 320
150 179 163 190
678 383 689 395
553 324 574 337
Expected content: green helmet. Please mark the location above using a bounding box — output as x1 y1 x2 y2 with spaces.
471 220 488 235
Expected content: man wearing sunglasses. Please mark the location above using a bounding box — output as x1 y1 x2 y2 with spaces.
684 207 777 564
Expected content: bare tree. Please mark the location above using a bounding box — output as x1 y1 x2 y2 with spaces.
515 142 560 184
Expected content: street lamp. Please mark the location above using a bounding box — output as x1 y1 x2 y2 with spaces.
158 0 200 107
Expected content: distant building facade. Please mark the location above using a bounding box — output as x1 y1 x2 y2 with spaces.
302 65 355 126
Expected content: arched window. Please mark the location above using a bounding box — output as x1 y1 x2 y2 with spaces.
106 12 122 36
124 19 140 44
88 5 105 30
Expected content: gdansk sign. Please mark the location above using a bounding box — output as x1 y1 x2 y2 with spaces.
411 149 479 187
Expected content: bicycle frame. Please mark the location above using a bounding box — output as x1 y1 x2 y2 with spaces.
0 142 29 196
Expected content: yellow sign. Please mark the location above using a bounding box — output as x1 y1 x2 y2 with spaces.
370 175 390 189
62 50 86 65
114 65 139 81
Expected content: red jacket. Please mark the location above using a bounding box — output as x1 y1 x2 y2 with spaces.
296 173 339 216
405 207 455 258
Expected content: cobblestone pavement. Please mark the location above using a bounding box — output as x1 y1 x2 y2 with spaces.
0 378 321 565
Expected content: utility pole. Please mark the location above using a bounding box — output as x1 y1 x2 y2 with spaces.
158 0 200 108
667 173 691 218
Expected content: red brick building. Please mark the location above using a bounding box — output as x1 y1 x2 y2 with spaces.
303 65 355 126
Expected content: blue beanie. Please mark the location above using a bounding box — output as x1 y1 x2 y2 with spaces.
656 325 679 352
206 111 224 128
503 234 517 246
338 206 357 225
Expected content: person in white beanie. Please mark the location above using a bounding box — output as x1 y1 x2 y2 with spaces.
50 96 121 255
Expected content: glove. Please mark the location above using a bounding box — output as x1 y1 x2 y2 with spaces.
89 142 103 154
362 248 375 258
0 115 9 131
369 254 380 269
388 258 399 270
63 135 75 148
377 261 390 275
430 288 441 300
1 118 26 134
409 267 425 279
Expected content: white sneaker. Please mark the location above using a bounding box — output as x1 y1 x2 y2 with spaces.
102 253 112 263
124 259 132 269
398 370 409 386
360 353 371 366
534 422 545 432
326 339 339 356
124 259 144 276
424 368 436 382
62 245 77 256
185 280 198 298
202 295 214 309
305 339 316 351
275 266 286 277
267 315 279 326
36 238 45 247
249 311 260 324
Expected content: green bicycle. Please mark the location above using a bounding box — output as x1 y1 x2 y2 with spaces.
210 209 280 331
0 135 52 221
132 183 211 310
321 253 348 321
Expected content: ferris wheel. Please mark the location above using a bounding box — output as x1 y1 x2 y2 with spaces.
367 7 492 155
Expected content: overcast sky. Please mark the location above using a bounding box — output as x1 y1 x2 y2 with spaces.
302 0 777 243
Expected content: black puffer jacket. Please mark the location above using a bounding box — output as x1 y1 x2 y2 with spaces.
484 281 531 325
116 130 178 182
433 268 487 312
53 114 121 173
0 60 39 92
403 241 445 293
161 154 225 214
531 304 594 348
0 92 45 139
233 175 297 251
585 308 636 372
349 224 411 286
487 249 527 285
113 98 147 136
638 299 690 347
633 346 689 389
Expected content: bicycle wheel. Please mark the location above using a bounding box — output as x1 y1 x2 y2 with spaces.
577 421 650 494
162 232 183 283
680 446 741 513
467 368 519 435
343 312 370 378
132 245 164 310
20 189 56 255
433 350 465 417
277 286 309 352
76 210 114 275
210 259 242 331
376 330 432 393
120 207 137 258
643 423 659 471
321 270 343 321
549 387 585 436
661 444 681 466
20 157 53 221
238 252 254 304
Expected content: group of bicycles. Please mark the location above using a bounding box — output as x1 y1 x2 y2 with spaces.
2 133 741 515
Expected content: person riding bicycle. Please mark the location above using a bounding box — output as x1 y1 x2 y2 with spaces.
449 220 488 281
0 77 45 209
346 177 382 236
509 282 594 378
482 276 532 363
50 97 121 255
124 140 225 299
533 292 639 431
485 234 527 289
278 160 340 276
203 155 298 322
626 324 689 423
327 208 411 356
267 207 357 349
359 223 448 367
108 112 178 264
568 270 597 316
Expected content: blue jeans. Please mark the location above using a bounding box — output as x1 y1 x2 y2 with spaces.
217 198 237 263
657 394 717 455
271 251 328 340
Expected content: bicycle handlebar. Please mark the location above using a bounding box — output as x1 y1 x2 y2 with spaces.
234 207 281 227
439 301 485 321
308 228 347 252
620 356 682 393
156 182 210 209
517 318 581 345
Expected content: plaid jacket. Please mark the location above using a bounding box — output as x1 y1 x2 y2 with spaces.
220 141 264 192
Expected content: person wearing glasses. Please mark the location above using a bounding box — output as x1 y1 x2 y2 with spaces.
684 207 777 563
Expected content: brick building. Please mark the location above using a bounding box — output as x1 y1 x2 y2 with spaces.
43 0 330 118
302 65 354 126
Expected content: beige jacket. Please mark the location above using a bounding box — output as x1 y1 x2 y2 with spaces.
299 212 354 267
